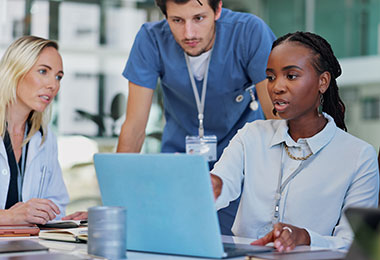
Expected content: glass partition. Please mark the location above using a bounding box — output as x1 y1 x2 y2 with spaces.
1 0 379 214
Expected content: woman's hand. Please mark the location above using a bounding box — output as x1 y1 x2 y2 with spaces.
251 223 311 252
210 173 222 200
62 211 88 220
6 198 60 225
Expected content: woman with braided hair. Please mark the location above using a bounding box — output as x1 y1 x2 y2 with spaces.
210 32 379 251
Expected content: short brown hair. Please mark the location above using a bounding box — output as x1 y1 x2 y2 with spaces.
155 0 221 16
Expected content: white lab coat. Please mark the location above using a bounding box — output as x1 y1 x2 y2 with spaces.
0 126 69 219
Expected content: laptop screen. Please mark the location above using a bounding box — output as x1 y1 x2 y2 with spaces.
94 153 225 258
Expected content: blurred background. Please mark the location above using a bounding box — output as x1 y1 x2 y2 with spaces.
0 0 379 215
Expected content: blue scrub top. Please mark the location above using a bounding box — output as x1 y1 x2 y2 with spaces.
124 8 276 160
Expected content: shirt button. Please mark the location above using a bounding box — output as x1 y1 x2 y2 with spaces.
235 94 244 103
2 169 8 175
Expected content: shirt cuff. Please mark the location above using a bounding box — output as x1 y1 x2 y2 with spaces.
306 228 331 248
305 228 351 250
214 176 230 210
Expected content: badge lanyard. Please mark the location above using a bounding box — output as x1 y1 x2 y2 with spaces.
184 50 213 138
184 50 217 162
272 143 314 224
16 123 28 202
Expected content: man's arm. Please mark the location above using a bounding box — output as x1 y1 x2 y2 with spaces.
255 79 279 119
116 82 154 153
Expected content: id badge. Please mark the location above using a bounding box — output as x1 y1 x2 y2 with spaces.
185 135 217 162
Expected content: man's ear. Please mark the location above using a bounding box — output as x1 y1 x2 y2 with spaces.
215 1 223 21
319 71 331 94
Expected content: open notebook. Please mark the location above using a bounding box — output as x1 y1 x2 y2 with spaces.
39 227 88 243
94 153 273 258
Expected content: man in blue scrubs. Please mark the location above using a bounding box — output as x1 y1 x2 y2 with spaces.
117 0 276 235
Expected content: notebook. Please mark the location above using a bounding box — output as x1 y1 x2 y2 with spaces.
38 220 82 229
94 153 273 258
0 225 39 237
345 207 380 260
39 227 88 243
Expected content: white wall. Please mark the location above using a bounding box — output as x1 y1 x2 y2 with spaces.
339 56 380 151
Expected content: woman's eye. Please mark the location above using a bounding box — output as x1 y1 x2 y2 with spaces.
287 74 297 80
172 18 182 23
266 75 275 81
38 69 47 75
56 75 63 81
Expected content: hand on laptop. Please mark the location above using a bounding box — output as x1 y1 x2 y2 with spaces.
62 211 88 220
210 174 222 200
250 222 311 252
4 199 60 225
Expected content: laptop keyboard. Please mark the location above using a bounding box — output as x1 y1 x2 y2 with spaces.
223 243 274 258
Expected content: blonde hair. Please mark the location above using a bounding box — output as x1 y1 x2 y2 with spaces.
0 35 59 145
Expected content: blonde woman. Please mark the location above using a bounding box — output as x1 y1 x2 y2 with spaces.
0 36 69 224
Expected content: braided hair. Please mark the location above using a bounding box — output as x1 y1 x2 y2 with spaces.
272 31 347 131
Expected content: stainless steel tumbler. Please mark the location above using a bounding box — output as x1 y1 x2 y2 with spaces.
88 206 127 259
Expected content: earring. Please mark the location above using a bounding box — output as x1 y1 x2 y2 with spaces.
318 94 324 117
272 108 277 116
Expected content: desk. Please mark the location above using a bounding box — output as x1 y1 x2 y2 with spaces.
0 236 345 260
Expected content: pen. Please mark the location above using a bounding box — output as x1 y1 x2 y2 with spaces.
37 166 47 198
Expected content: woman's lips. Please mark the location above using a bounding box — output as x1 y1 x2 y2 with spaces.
273 100 289 112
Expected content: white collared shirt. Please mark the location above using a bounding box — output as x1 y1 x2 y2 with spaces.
212 114 379 249
0 126 69 219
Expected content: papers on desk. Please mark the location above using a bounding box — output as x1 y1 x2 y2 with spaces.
39 227 88 243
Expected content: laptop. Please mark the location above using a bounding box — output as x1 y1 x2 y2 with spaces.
345 207 380 260
0 240 47 254
93 153 273 258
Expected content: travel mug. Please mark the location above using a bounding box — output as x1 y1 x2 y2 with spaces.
88 206 127 259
